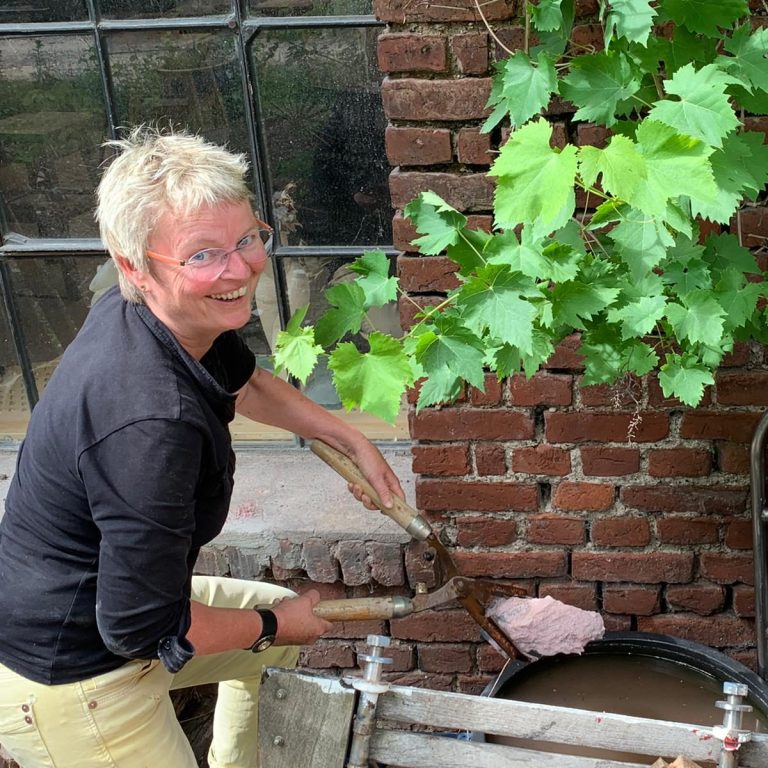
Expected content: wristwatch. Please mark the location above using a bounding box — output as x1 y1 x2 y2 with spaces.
247 608 278 653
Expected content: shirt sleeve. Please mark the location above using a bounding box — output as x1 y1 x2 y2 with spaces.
202 331 256 393
78 419 204 669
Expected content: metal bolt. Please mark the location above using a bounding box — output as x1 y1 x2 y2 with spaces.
358 635 393 683
723 682 749 697
414 582 428 595
272 736 285 747
275 688 287 700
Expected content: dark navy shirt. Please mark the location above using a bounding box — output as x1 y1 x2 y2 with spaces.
0 286 255 684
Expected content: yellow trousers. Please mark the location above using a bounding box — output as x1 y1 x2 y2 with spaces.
0 576 299 768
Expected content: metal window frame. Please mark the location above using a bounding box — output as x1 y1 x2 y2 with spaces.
0 0 394 425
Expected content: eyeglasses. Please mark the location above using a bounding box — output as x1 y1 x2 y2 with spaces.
146 218 273 282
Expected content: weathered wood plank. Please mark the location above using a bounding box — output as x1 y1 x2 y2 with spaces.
374 685 768 766
369 731 650 768
259 668 356 768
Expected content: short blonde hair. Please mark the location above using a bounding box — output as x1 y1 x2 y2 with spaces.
95 125 251 303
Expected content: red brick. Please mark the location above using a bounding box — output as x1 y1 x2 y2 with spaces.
452 550 568 578
656 517 719 545
580 446 640 476
509 372 573 406
576 122 610 147
603 614 632 632
666 584 725 615
721 343 751 367
416 478 539 512
404 541 439 589
469 373 503 405
528 514 586 545
334 540 371 585
399 295 441 332
726 519 753 550
637 614 754 649
717 372 768 405
538 582 598 611
648 448 712 478
570 23 604 52
410 408 535 440
553 481 614 511
455 515 516 547
717 443 750 474
477 643 506 673
389 169 495 211
576 0 600 14
591 517 651 547
385 126 452 166
386 670 453 689
378 34 447 73
680 412 762 442
475 443 507 475
737 206 768 249
418 643 473 673
450 32 489 75
621 485 748 515
699 553 754 585
733 585 755 617
572 552 694 583
603 586 661 615
398 254 460 292
382 78 492 121
300 640 356 668
549 121 568 149
302 538 340 583
456 127 492 165
543 333 585 370
375 0 516 23
512 445 572 476
367 541 406 587
744 116 768 139
580 376 641 407
393 213 420 253
412 444 470 476
391 608 480 642
545 412 669 443
648 374 713 408
457 674 496 695
324 618 387 639
494 26 529 56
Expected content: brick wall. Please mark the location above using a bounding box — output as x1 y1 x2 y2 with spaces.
194 2 768 696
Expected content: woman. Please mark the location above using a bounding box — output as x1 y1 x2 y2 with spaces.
0 127 404 768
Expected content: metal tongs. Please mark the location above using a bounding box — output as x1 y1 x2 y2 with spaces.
310 440 525 659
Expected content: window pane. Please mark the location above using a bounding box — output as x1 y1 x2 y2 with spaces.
247 0 371 19
100 0 231 19
253 27 391 247
0 36 107 239
0 0 87 23
107 30 248 156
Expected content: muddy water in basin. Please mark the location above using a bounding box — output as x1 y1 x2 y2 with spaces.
489 653 767 765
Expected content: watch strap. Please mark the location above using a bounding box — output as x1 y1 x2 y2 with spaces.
248 607 278 653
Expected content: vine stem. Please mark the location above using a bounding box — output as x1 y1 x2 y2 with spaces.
473 0 514 56
524 0 531 55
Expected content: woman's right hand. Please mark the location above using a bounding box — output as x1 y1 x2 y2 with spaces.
270 589 333 646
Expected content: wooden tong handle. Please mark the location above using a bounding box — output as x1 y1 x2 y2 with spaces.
314 596 412 621
310 440 432 541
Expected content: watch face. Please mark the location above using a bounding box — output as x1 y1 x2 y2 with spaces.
253 635 276 653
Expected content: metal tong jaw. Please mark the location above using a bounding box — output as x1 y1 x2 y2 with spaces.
310 440 526 659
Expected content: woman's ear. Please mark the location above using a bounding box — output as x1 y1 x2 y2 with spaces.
115 255 149 293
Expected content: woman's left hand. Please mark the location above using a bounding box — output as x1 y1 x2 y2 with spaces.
345 438 405 511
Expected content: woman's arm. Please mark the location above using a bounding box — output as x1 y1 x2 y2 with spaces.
235 367 405 509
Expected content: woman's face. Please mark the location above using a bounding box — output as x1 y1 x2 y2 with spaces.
140 199 269 358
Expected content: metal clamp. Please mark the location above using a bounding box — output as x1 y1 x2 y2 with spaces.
713 682 753 768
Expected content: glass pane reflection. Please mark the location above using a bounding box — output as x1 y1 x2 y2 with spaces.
0 36 107 239
253 27 391 247
107 30 248 155
248 0 371 19
0 0 87 23
101 0 231 19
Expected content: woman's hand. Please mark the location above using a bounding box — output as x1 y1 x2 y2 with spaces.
270 589 333 646
344 438 405 511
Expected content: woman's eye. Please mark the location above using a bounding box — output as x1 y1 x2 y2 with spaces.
188 250 214 264
237 233 257 249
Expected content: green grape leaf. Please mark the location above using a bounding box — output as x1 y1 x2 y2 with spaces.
490 118 579 227
348 250 398 308
659 0 749 37
560 51 641 126
579 135 647 202
631 120 716 215
272 306 324 384
715 270 762 331
730 85 768 115
550 281 620 329
665 291 726 346
703 232 760 275
588 199 627 229
483 50 558 131
580 330 659 385
718 25 768 93
604 0 657 46
658 355 714 406
314 283 366 347
608 207 675 281
457 267 537 354
531 0 563 31
532 0 575 58
542 242 582 283
486 228 548 279
522 329 558 378
414 317 487 390
648 64 741 148
608 294 668 340
416 367 464 410
649 25 716 73
404 192 467 255
328 333 413 424
446 228 493 276
661 236 711 294
489 343 522 378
